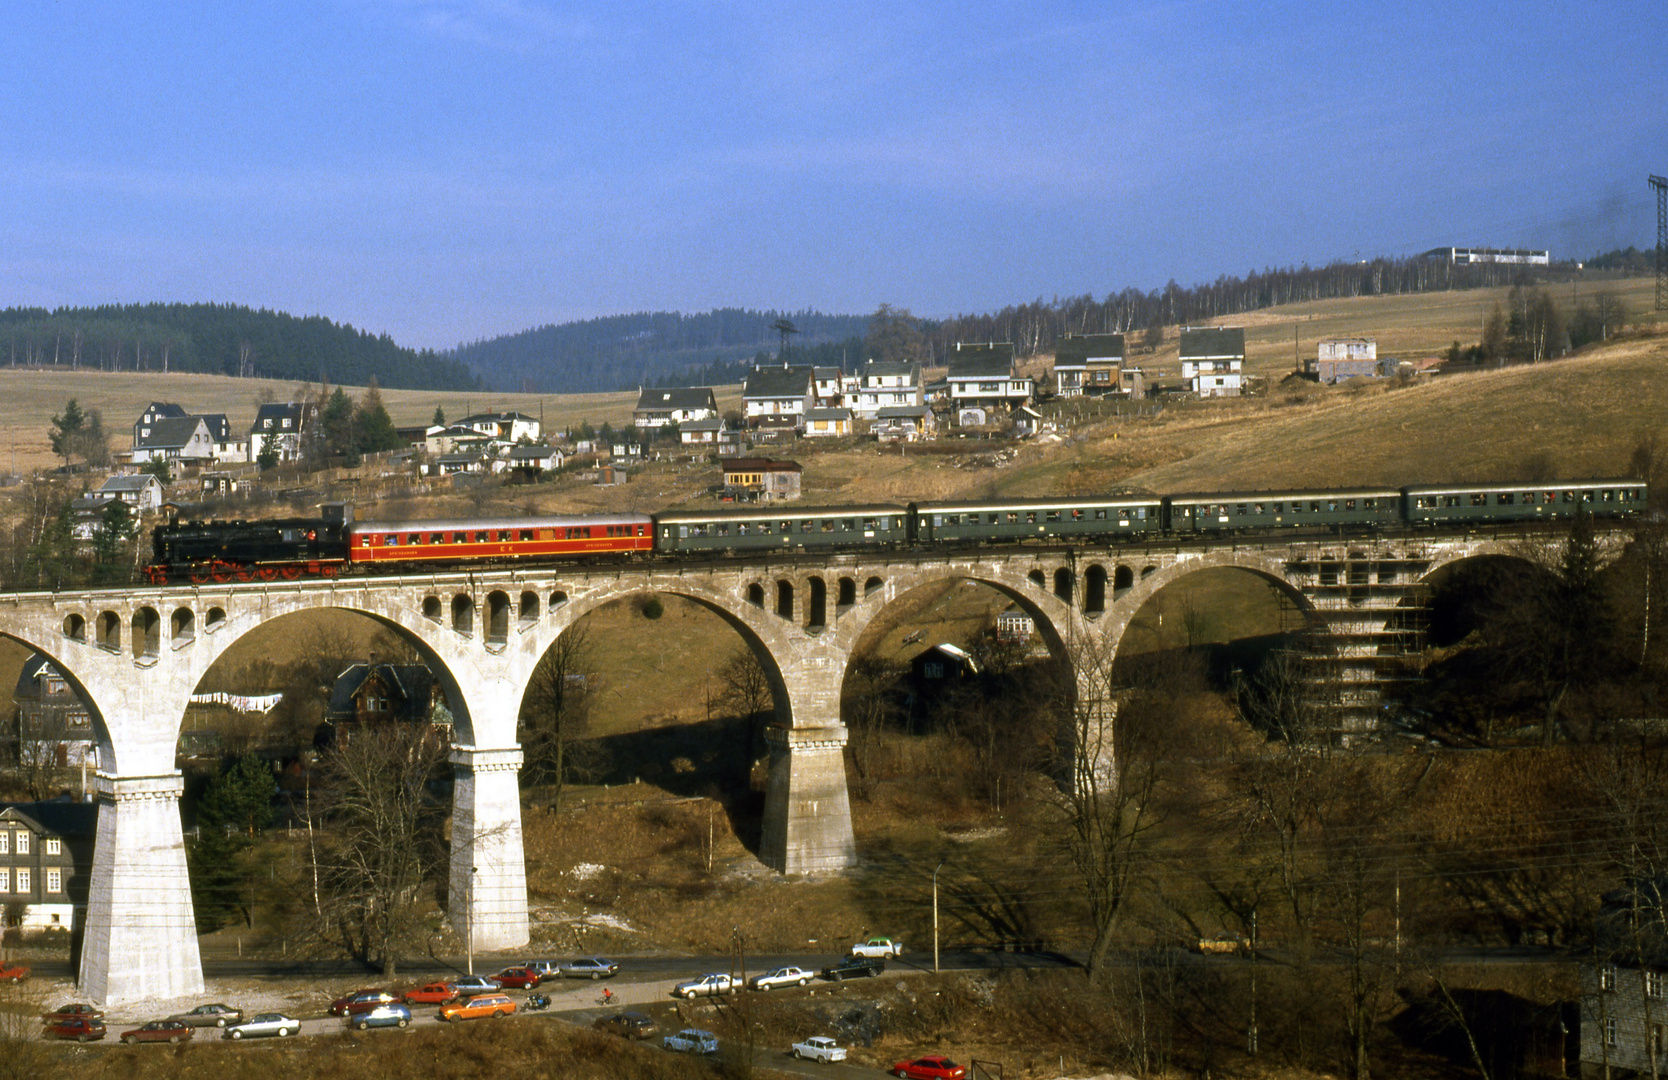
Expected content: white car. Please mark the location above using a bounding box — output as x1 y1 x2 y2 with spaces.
749 966 813 991
671 973 736 999
793 1036 848 1063
223 1013 300 1039
664 1028 719 1054
851 937 905 958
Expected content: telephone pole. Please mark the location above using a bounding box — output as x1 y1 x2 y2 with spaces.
1650 174 1667 311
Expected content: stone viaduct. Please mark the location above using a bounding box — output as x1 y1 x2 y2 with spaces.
0 525 1614 1003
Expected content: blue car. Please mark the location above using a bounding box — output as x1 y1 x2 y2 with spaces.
452 975 502 995
350 1003 412 1031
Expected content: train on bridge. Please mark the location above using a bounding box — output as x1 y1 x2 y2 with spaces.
146 477 1649 585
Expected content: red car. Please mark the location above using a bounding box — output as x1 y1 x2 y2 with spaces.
403 982 460 1005
0 962 28 982
329 989 400 1016
45 1016 106 1042
42 1003 104 1024
495 967 542 990
892 1057 967 1080
121 1020 193 1045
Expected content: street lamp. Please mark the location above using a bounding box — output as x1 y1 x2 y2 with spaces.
466 864 478 976
932 861 944 974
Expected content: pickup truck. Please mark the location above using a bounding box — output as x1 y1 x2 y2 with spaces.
671 973 736 999
850 937 904 958
792 1036 848 1063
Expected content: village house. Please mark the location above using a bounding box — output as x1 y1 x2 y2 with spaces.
722 457 802 501
1580 879 1668 1077
1179 327 1246 397
742 364 815 429
498 444 565 476
947 344 1033 425
849 360 923 419
131 415 215 466
455 411 542 445
93 473 164 513
249 402 313 463
812 367 847 407
633 387 719 430
10 655 96 769
1053 333 1125 397
1312 337 1380 383
803 407 853 438
0 802 97 933
424 424 494 457
873 404 935 443
995 604 1035 643
679 416 727 446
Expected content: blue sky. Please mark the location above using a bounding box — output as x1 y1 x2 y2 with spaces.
2 1 1662 350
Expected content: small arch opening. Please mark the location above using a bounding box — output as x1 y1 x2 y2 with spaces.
1084 565 1107 615
96 611 120 652
776 580 794 620
485 590 511 644
837 577 857 608
808 576 827 628
1114 564 1135 591
550 589 569 609
423 596 443 621
131 607 161 660
63 614 86 642
452 594 475 636
1141 565 1157 579
747 582 765 608
171 606 195 644
519 590 540 623
205 606 227 630
1028 569 1046 589
864 576 884 597
1053 568 1073 603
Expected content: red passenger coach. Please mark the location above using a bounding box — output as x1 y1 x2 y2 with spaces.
347 514 654 569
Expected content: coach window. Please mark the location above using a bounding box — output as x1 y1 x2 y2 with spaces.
1345 500 1356 511
757 521 772 535
1470 494 1486 507
716 524 730 536
801 520 814 533
1582 490 1595 503
1562 491 1575 503
359 535 372 547
1046 511 1061 522
863 518 878 531
1026 512 1037 524
1236 504 1248 516
1094 509 1107 520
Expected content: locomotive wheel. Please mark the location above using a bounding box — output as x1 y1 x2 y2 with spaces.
257 567 279 581
321 563 341 578
235 569 253 582
189 570 211 584
212 570 233 584
281 566 302 580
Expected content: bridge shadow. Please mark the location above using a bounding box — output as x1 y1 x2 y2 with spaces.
583 714 768 853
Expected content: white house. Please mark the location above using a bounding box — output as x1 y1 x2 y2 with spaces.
812 367 847 407
803 407 853 438
495 445 566 474
1053 333 1125 397
1179 327 1246 397
948 345 1033 418
456 411 542 445
130 415 214 465
94 474 164 512
849 360 922 419
742 364 815 428
249 402 312 463
633 387 718 430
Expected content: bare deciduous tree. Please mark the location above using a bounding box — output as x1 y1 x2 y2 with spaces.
519 624 594 813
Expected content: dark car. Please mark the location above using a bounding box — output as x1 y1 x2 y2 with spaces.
821 955 885 980
42 1003 104 1024
45 1016 106 1042
121 1020 193 1045
329 989 400 1017
593 1011 658 1040
168 1003 245 1028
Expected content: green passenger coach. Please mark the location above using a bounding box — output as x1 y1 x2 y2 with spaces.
1401 479 1647 525
655 505 909 554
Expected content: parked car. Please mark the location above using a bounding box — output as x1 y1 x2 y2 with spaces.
439 993 516 1022
224 1013 300 1039
750 966 813 991
121 1020 193 1045
495 966 542 989
0 962 28 982
168 1003 245 1028
403 982 460 1005
521 960 562 978
44 1016 106 1042
892 1056 967 1080
821 955 886 980
330 989 401 1017
451 974 503 995
851 937 905 958
41 1003 104 1024
558 957 619 979
350 1003 412 1030
593 1011 659 1040
793 1036 848 1063
671 973 736 999
663 1028 719 1054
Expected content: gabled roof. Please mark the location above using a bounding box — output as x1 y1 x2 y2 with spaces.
681 417 726 432
134 416 209 449
948 351 1016 379
860 360 920 383
0 802 98 839
328 663 437 718
1179 326 1246 359
100 474 162 493
635 387 717 412
875 405 929 419
806 407 851 421
743 365 814 399
251 402 309 432
1054 333 1125 369
813 366 844 380
139 402 187 422
506 444 562 461
723 457 802 473
195 413 234 441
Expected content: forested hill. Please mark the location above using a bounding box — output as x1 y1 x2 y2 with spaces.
447 309 869 393
0 303 480 391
